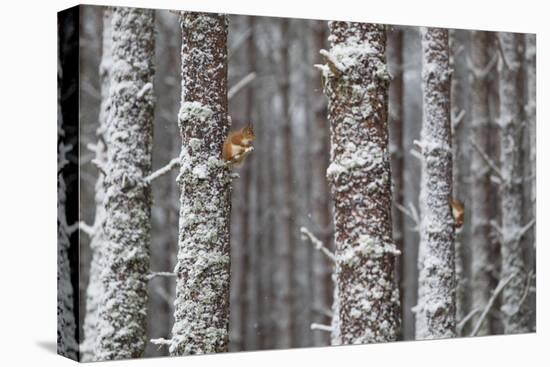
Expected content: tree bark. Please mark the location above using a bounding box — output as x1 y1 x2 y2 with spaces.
449 30 467 327
387 28 405 338
415 27 456 340
81 8 111 361
498 32 529 333
169 12 231 355
469 30 492 336
320 22 400 344
95 7 155 360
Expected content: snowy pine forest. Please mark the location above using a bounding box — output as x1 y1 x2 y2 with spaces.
57 4 536 361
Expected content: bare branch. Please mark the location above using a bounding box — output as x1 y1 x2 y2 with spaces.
79 221 95 237
228 72 256 101
91 158 107 176
300 226 335 262
310 323 333 332
144 157 180 184
146 272 176 281
452 109 466 129
515 218 535 242
150 338 172 349
470 272 516 337
457 307 481 335
470 137 504 183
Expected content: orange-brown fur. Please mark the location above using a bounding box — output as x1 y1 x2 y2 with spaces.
450 199 465 228
222 125 255 165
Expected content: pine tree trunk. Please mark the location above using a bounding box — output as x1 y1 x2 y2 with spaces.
311 20 333 347
469 30 492 336
170 12 231 355
525 34 536 250
387 28 405 337
415 27 456 340
498 32 529 333
95 7 155 360
81 8 111 361
320 22 400 344
449 30 467 327
273 18 294 349
57 50 78 361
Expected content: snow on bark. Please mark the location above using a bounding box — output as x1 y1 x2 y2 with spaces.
319 22 400 344
168 13 231 355
497 32 529 333
525 34 535 245
415 27 456 340
449 30 467 326
468 30 492 336
81 9 111 361
94 7 155 360
57 64 78 360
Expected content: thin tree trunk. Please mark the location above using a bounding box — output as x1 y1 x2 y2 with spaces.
449 30 467 327
57 45 78 361
311 20 332 347
498 32 529 334
169 12 231 355
81 8 111 361
320 22 400 344
415 27 456 340
469 30 492 336
273 18 294 349
243 16 259 350
387 28 405 338
95 7 155 360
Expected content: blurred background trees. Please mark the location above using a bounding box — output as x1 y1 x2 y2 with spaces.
74 5 536 359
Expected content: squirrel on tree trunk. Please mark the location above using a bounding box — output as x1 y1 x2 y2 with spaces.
222 124 255 167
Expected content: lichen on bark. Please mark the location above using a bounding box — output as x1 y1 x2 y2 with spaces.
320 21 400 344
169 12 232 356
94 7 155 360
415 27 456 340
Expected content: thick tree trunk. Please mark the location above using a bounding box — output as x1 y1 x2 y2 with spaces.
81 8 111 361
415 27 456 340
498 32 529 334
311 20 333 347
320 22 400 344
469 30 492 336
387 28 405 338
95 7 155 360
169 12 231 355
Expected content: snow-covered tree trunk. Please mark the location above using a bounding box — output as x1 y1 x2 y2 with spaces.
387 28 405 334
468 30 492 336
311 20 333 346
319 22 400 344
81 8 111 361
169 12 231 355
415 27 456 340
525 34 535 248
95 7 155 360
449 30 467 326
57 45 78 360
498 32 529 333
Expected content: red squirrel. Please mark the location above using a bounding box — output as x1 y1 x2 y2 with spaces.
222 124 255 166
449 199 464 228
